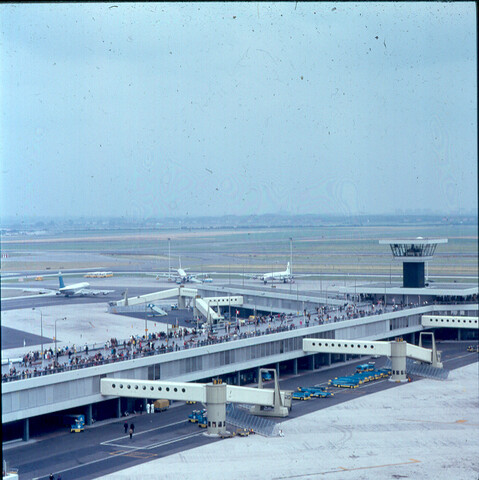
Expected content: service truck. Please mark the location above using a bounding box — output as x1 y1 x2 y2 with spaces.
153 399 169 412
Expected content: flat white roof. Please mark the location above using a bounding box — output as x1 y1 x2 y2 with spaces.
339 284 478 296
379 238 448 245
96 362 479 480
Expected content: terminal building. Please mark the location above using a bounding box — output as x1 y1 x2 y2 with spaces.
2 237 478 443
340 238 476 307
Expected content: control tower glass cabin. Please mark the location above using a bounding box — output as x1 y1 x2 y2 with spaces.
379 238 448 288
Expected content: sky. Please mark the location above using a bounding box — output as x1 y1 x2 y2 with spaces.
0 2 477 220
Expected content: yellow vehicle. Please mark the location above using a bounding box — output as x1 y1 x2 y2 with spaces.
236 428 249 437
153 399 169 412
35 276 43 281
71 421 84 433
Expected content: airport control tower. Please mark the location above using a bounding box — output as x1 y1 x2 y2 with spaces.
379 238 448 288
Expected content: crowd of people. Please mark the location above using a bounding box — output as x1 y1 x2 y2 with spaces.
2 296 475 383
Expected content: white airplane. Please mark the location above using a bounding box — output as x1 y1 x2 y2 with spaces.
156 258 213 284
56 272 114 296
247 262 294 284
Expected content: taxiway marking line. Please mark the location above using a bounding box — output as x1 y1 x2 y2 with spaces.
398 418 477 426
102 419 187 444
32 426 200 480
272 458 421 478
103 431 204 450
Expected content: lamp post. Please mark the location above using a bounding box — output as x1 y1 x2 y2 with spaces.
32 308 43 358
145 303 148 338
289 237 293 293
168 237 171 281
54 317 67 356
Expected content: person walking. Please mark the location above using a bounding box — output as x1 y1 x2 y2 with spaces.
129 427 133 439
130 422 135 434
123 421 128 434
49 474 54 480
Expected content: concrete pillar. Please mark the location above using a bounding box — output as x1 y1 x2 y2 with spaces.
85 404 93 426
342 354 347 362
308 355 314 370
293 358 298 375
458 329 462 341
390 340 408 383
178 292 186 309
326 353 331 366
236 371 241 386
275 362 280 377
116 398 121 418
23 418 29 442
257 367 261 383
142 398 147 413
205 383 227 435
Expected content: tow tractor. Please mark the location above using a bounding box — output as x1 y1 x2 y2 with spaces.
292 391 311 401
198 411 208 428
299 387 334 398
71 419 85 433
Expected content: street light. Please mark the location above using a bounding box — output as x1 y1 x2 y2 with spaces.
144 303 148 338
289 237 293 293
54 317 67 356
32 307 43 358
168 238 171 281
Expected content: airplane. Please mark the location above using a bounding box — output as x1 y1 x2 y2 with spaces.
246 262 294 284
56 272 114 297
156 258 213 284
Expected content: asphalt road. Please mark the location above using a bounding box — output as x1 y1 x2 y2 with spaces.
1 326 53 350
3 342 477 480
0 286 153 312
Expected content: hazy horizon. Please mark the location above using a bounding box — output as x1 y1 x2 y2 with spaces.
1 2 477 219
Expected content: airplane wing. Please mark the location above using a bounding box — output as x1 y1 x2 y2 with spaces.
76 289 114 296
155 273 175 279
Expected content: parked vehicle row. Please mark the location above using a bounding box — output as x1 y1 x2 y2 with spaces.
329 365 391 389
293 385 334 401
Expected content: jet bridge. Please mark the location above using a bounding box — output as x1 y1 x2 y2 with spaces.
421 315 478 329
194 295 243 324
114 287 242 323
303 337 442 383
101 375 291 436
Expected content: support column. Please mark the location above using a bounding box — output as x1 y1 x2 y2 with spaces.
257 367 261 383
236 371 241 386
293 358 298 375
275 362 280 377
178 292 186 309
85 403 93 426
390 340 408 383
205 383 226 435
326 353 331 366
116 398 121 418
458 329 462 341
308 355 314 370
142 398 147 413
23 418 29 442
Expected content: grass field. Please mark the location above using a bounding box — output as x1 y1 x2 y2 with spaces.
1 225 477 278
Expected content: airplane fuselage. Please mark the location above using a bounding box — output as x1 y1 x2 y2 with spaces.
58 281 90 296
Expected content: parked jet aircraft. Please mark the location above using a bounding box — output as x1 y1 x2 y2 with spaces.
156 258 213 284
246 263 294 284
56 272 114 296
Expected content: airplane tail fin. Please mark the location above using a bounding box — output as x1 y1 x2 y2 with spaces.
286 262 290 274
59 272 65 289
